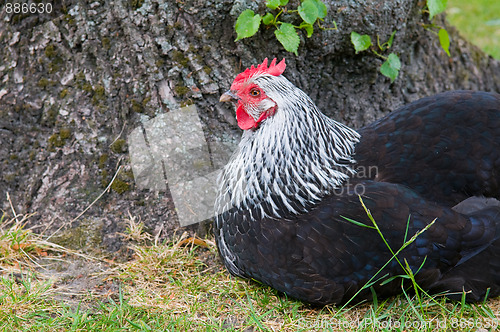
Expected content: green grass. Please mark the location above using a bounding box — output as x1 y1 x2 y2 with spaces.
2 239 500 331
447 0 500 59
0 209 500 331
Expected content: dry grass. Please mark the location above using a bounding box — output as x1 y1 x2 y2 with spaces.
113 234 500 331
0 205 499 331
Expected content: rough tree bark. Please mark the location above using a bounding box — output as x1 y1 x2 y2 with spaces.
1 0 499 256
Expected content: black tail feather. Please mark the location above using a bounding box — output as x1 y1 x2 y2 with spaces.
429 203 500 301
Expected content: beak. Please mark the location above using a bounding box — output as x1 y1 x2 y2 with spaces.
220 90 239 104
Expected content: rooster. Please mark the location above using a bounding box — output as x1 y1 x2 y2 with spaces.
215 58 500 305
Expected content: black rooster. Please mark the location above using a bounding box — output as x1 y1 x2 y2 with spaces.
215 58 500 305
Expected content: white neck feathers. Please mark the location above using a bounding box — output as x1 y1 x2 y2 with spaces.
216 75 360 219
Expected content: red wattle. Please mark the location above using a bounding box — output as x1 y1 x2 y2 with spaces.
256 107 276 123
236 104 257 130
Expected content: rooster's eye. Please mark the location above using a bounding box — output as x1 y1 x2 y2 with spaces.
250 88 260 97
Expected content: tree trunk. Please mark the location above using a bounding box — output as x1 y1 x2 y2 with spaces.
1 0 499 255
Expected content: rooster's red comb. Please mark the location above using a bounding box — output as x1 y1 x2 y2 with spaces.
231 58 286 90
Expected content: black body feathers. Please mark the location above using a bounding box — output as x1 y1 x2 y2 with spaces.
215 89 500 305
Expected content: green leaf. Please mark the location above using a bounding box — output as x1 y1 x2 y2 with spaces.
298 0 319 25
379 274 411 286
280 0 289 5
427 0 447 20
299 22 314 38
262 13 275 25
380 53 401 83
311 0 327 19
341 216 376 229
274 23 300 55
235 9 262 41
385 30 396 49
438 28 450 56
266 0 281 10
350 31 372 53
